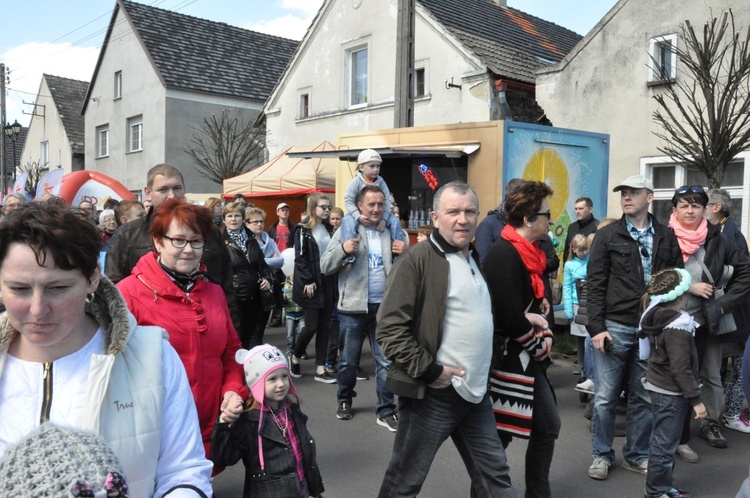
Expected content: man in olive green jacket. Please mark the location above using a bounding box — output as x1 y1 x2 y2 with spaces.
376 181 518 498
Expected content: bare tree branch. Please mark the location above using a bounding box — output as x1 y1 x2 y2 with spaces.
652 10 750 188
17 160 47 199
184 109 267 186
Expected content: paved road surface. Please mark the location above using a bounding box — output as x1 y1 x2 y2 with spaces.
213 326 750 497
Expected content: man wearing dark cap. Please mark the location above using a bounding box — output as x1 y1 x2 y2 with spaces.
585 174 682 481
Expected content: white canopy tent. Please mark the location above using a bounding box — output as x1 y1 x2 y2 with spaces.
223 141 337 198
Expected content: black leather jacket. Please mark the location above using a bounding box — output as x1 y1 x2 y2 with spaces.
694 222 750 335
292 223 333 309
586 215 682 335
222 226 271 301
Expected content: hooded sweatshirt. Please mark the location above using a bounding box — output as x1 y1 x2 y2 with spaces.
640 306 702 405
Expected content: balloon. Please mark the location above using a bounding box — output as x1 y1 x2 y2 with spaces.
281 248 295 277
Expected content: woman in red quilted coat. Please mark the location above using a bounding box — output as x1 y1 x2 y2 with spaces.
117 199 247 468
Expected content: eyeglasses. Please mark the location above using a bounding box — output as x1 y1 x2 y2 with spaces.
636 236 650 258
246 219 264 225
317 205 332 210
536 211 552 219
163 235 205 249
675 185 706 195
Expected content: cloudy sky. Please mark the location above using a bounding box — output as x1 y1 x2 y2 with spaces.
0 0 616 127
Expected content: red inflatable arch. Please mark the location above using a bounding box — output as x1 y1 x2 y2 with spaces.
58 170 136 208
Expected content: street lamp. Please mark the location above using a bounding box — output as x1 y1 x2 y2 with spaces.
4 119 21 184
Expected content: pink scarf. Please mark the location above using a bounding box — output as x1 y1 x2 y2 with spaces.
668 212 708 262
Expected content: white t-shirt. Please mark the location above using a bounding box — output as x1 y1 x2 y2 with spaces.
366 227 387 303
435 252 493 403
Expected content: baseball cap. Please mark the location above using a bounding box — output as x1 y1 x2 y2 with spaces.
357 149 382 165
612 174 654 192
276 202 290 211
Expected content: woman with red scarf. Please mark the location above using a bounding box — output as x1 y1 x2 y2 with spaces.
667 186 750 456
483 181 560 498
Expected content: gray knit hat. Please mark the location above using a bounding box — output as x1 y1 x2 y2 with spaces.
0 423 128 497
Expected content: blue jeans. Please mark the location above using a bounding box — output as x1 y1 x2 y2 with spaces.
591 320 652 464
285 317 304 356
337 304 395 418
645 392 690 498
584 335 596 382
379 388 519 498
339 212 406 244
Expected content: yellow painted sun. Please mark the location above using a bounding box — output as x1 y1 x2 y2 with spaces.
522 148 570 220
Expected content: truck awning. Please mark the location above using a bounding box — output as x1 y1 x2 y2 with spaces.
287 142 480 160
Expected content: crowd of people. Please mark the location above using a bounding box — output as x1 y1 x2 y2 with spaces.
0 154 749 498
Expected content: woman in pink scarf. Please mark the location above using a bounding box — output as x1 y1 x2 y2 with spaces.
666 185 750 459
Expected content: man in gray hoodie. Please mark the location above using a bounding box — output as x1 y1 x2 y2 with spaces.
320 185 405 430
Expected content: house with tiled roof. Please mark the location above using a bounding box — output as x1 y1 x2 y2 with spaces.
535 0 750 230
83 0 298 194
20 74 87 176
262 0 581 158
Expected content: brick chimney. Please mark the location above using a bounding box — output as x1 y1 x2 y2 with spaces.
489 0 507 7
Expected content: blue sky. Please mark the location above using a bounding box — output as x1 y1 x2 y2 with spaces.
1 0 617 126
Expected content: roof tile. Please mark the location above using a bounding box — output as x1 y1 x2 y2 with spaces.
418 0 582 82
45 74 89 155
122 0 298 101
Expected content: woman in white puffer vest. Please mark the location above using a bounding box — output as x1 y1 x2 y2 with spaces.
0 199 212 498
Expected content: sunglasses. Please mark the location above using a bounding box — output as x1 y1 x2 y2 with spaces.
317 205 333 210
675 185 705 195
636 236 650 258
536 211 552 219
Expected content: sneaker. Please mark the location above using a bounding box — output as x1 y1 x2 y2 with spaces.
622 459 648 476
314 371 337 384
336 401 353 420
668 488 692 498
325 365 338 374
700 421 728 448
723 413 750 433
376 413 398 432
300 351 309 360
675 444 699 463
588 457 610 480
356 366 369 380
575 378 595 395
290 362 302 379
582 400 594 421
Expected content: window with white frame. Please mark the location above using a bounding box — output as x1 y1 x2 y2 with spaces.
40 141 49 168
645 156 748 227
96 124 109 158
127 115 143 152
298 87 311 119
346 44 368 107
114 71 122 99
648 34 677 83
300 93 310 118
415 67 426 98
